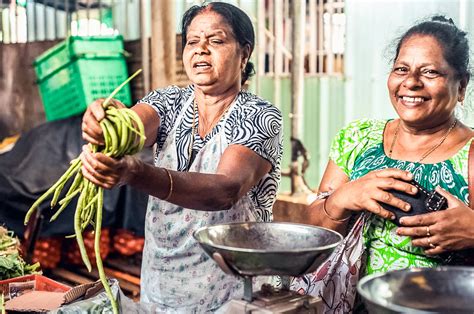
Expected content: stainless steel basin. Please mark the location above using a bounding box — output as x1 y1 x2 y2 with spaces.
357 267 474 313
193 222 342 277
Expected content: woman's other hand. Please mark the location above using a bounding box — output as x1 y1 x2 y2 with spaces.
80 144 140 189
397 186 474 255
81 98 125 146
327 168 416 220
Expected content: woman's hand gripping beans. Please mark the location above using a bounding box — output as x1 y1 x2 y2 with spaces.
24 69 144 314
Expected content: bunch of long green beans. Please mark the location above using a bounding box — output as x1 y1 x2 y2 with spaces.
24 69 144 314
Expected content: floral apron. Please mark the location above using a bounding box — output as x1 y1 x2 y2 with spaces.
140 94 255 313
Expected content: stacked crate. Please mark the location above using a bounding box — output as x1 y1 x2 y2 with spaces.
34 36 132 121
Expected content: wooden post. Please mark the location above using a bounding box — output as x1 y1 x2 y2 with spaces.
140 0 150 94
256 0 265 95
86 0 90 36
318 0 324 73
273 0 283 108
43 0 47 40
53 0 58 39
283 0 290 73
291 0 305 143
326 0 335 74
151 0 176 89
33 0 37 41
309 0 317 74
65 0 69 37
290 0 306 195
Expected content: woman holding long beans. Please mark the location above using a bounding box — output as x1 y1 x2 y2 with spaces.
80 2 282 312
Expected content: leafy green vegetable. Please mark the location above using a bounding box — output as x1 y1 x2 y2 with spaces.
0 226 40 280
1 292 5 314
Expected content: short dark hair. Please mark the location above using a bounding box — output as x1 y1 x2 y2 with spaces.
181 2 256 85
393 15 471 80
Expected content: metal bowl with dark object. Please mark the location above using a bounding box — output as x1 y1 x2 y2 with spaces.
193 222 342 277
357 267 474 314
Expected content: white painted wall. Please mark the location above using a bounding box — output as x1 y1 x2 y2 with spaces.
345 0 473 126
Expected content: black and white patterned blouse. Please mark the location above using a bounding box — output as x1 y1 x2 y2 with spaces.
139 85 283 221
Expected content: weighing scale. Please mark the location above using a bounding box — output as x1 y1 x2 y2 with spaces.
193 222 342 313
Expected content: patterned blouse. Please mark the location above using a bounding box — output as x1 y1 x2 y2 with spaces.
329 119 471 274
139 85 283 221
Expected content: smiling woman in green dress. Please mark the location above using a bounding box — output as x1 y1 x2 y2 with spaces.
294 15 474 312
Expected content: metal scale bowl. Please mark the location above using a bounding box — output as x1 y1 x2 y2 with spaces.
357 267 474 314
193 222 342 312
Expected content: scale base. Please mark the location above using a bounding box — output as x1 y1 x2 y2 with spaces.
219 288 321 313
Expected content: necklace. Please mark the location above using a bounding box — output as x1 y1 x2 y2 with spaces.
197 103 231 137
187 99 197 169
388 119 457 163
188 95 235 168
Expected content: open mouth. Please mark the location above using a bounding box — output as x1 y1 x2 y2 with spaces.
398 95 428 104
193 62 211 69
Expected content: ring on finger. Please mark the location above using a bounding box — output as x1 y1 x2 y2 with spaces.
426 226 431 237
427 237 436 248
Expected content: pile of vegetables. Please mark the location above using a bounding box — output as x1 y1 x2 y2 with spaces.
1 292 4 314
0 226 40 281
24 69 144 314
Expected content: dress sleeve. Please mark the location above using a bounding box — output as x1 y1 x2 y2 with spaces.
138 85 189 143
329 119 385 177
230 103 283 171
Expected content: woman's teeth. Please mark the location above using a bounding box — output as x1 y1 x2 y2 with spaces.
401 96 425 103
195 63 210 68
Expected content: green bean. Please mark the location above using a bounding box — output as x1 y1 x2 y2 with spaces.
50 183 64 208
118 111 134 155
120 109 137 154
65 170 83 198
50 187 81 222
24 184 60 224
24 158 82 224
74 182 92 272
125 109 146 154
103 119 119 156
81 193 99 230
80 180 93 222
107 108 135 132
102 69 142 108
107 107 143 148
100 120 112 154
59 186 82 206
90 143 98 155
107 115 126 156
94 188 118 314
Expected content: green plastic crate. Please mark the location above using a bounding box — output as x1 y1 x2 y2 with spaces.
34 36 132 121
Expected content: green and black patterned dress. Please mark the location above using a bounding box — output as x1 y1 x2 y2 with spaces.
329 119 471 274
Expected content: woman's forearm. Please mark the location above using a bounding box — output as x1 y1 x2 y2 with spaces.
305 197 352 235
128 160 244 211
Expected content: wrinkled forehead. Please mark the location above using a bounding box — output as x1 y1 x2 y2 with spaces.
186 10 234 38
